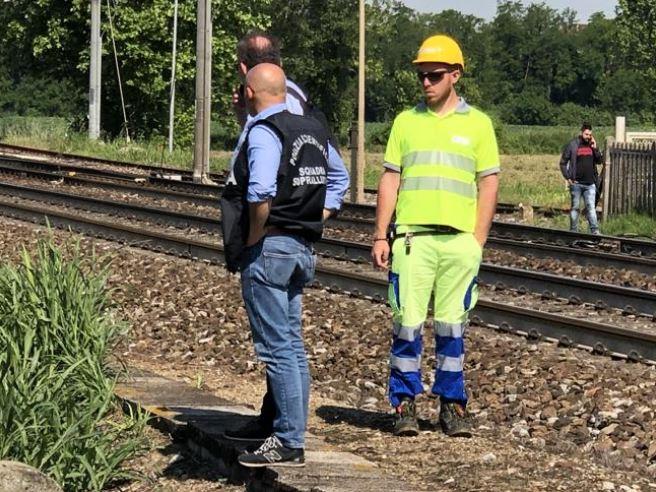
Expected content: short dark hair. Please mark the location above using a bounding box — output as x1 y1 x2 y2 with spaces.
237 30 281 70
581 122 592 131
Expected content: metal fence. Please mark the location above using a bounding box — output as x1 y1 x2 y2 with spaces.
604 141 656 218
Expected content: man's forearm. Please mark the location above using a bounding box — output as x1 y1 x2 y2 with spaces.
474 174 499 246
247 200 271 246
374 170 400 238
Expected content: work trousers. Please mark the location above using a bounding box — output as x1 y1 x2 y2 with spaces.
388 232 481 407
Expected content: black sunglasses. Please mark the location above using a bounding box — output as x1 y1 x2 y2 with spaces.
416 70 450 84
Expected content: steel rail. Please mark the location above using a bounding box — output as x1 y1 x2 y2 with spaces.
0 150 566 219
314 237 656 317
0 198 656 363
0 162 220 208
488 236 656 276
2 151 655 259
490 221 656 258
0 154 145 180
328 209 656 259
0 181 220 232
2 180 654 311
0 198 653 364
0 142 225 180
0 155 222 197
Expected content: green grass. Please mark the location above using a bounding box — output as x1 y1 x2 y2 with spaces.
0 236 146 490
533 212 656 239
0 116 231 173
601 213 656 238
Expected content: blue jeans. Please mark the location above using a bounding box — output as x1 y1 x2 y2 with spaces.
569 183 599 234
240 234 315 448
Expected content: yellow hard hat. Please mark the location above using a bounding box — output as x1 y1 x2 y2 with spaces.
413 35 464 70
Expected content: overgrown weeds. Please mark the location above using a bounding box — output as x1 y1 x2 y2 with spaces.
0 236 146 491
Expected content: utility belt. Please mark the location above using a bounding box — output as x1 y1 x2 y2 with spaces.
389 224 462 255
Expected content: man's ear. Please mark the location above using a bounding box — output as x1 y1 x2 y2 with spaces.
239 61 248 77
245 85 255 100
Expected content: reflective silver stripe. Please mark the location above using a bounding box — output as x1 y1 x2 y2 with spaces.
477 166 500 178
402 151 475 174
383 162 401 173
435 321 465 339
393 322 423 342
390 355 421 372
400 176 476 198
437 354 464 373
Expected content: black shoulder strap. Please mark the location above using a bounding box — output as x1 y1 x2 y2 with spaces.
286 84 310 113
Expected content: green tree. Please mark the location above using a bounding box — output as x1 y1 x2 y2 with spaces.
0 0 271 138
266 0 358 138
614 0 656 114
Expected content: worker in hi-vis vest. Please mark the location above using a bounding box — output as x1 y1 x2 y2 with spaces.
371 34 500 438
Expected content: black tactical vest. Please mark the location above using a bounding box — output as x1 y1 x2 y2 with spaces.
220 110 329 272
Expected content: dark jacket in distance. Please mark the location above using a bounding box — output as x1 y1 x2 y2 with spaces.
559 136 603 182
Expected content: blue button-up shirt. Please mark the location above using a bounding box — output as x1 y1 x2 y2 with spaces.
231 82 349 210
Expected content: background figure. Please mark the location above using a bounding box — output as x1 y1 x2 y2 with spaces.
371 35 500 438
559 123 603 235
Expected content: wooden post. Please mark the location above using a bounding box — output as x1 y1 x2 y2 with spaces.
602 136 614 220
354 0 366 203
193 0 212 183
349 123 358 203
615 116 626 143
88 0 102 140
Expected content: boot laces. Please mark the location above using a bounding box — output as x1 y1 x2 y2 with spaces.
253 435 282 455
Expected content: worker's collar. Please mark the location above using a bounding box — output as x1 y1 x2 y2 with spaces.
247 103 287 127
417 97 470 115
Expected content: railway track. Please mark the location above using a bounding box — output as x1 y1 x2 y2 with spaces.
2 155 655 262
0 197 654 364
0 143 568 215
2 179 655 276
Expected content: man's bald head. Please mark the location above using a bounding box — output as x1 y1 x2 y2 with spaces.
245 63 286 115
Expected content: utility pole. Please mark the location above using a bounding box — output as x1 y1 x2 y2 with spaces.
89 0 102 140
168 0 179 154
352 0 366 203
193 0 213 183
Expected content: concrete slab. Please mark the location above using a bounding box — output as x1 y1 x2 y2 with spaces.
116 371 423 491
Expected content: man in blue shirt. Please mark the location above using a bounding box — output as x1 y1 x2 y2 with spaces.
222 64 348 467
224 31 349 444
231 30 346 208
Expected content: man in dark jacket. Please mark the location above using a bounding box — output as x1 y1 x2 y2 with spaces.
559 123 603 234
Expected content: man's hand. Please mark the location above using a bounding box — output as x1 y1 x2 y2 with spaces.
233 86 247 127
322 208 335 222
247 200 271 247
590 136 597 149
371 239 390 270
474 173 499 253
372 169 400 270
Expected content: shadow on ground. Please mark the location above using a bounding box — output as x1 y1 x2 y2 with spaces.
315 405 435 434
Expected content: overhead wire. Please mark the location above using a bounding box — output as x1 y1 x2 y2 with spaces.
106 0 131 143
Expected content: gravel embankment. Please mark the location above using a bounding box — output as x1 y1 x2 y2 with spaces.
1 216 655 491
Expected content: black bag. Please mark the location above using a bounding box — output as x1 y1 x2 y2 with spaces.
219 191 249 273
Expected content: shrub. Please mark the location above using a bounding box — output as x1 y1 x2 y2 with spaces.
0 237 145 491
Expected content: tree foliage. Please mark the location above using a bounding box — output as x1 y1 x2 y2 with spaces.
0 0 653 140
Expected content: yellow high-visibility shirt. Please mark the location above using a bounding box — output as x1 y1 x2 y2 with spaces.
384 99 500 233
